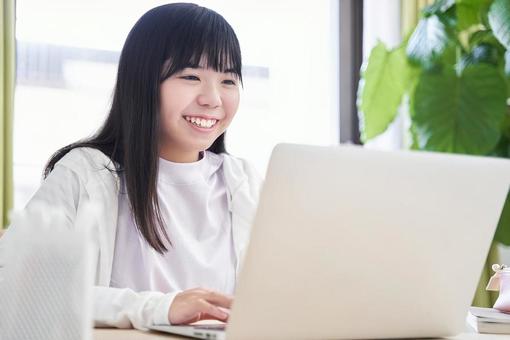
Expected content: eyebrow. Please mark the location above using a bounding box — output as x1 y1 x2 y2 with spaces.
183 65 237 75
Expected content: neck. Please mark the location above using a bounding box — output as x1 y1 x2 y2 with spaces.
159 148 202 163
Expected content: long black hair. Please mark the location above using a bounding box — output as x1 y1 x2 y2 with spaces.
43 3 243 254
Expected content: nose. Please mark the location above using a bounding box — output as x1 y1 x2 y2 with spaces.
197 83 222 108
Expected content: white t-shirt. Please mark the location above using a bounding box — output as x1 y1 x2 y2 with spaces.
110 151 236 296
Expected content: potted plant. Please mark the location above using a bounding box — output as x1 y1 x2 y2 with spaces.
357 0 510 305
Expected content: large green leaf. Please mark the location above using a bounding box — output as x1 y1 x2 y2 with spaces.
490 133 510 246
423 0 457 30
407 15 451 67
505 50 510 77
457 1 480 31
409 123 421 150
457 0 492 31
488 0 510 50
495 192 510 246
468 29 506 52
423 0 456 16
358 42 411 142
458 43 500 71
412 64 507 154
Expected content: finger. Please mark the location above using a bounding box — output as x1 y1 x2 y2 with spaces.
181 311 228 325
178 312 202 325
197 300 229 321
202 291 234 309
198 312 229 322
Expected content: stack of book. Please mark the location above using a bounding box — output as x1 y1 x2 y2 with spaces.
467 307 510 334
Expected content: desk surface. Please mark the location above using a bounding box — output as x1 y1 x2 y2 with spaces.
93 329 510 340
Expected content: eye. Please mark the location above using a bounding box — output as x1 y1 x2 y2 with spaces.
180 75 200 81
222 79 237 86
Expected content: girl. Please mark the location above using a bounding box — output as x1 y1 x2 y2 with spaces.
0 2 262 330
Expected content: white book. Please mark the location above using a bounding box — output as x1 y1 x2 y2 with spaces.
467 307 510 334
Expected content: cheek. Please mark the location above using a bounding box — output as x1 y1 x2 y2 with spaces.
160 86 192 122
223 91 240 120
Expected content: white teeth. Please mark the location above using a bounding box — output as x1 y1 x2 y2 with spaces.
185 116 217 128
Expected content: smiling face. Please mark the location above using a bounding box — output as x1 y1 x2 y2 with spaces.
158 65 240 163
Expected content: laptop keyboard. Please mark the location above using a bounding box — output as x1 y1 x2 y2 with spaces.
193 324 226 331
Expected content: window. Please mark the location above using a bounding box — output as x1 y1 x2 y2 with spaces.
14 0 340 209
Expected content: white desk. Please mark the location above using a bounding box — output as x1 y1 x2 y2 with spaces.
94 328 180 339
93 328 510 339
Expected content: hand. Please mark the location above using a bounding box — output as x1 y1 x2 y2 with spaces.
168 288 233 325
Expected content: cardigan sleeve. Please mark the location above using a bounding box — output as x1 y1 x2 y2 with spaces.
240 158 264 200
0 161 176 330
93 286 179 329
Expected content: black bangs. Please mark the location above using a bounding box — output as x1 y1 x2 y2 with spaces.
160 4 243 83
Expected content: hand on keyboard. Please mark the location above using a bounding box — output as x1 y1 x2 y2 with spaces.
168 288 233 325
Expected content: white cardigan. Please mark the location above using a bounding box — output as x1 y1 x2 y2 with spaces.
0 147 263 330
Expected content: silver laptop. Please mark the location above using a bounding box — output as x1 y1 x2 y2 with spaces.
149 143 510 339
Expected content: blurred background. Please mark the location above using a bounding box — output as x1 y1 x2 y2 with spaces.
3 0 510 307
13 0 343 208
13 0 404 209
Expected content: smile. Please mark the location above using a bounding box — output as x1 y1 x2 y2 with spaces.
184 116 218 129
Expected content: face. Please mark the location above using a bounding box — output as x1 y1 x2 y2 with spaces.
158 65 240 162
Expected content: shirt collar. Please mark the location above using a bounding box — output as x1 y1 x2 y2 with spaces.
157 151 223 185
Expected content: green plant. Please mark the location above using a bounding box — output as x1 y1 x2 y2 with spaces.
357 0 510 244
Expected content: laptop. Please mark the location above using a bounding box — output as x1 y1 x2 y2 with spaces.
149 143 510 339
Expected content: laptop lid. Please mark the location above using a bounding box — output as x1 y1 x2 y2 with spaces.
226 143 510 339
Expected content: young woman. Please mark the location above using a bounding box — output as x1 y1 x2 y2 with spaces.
0 3 262 330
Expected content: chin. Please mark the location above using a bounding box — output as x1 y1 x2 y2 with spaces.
184 135 221 153
191 142 214 152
